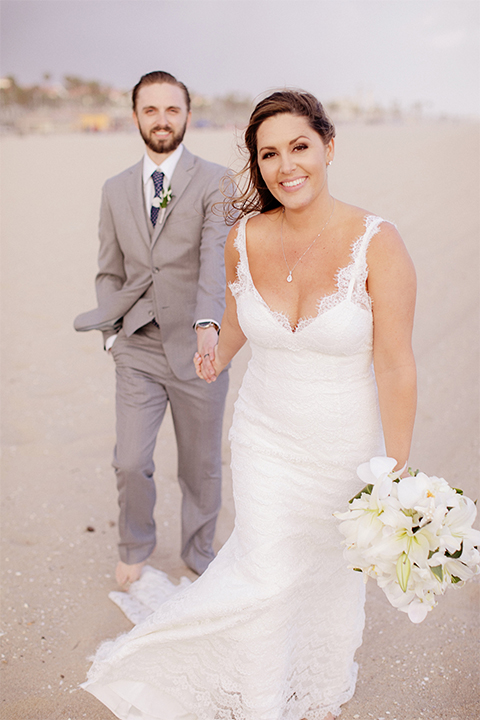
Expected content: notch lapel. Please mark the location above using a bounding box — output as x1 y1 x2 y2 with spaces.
126 161 151 247
151 148 196 247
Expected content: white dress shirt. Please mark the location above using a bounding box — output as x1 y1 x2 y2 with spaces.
142 144 184 218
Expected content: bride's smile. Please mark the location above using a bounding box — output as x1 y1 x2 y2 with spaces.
257 113 334 211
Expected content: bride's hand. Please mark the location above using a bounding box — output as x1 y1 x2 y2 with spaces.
194 345 220 383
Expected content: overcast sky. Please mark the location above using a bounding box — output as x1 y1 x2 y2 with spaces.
1 0 478 116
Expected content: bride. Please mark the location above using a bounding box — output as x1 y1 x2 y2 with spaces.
82 90 417 720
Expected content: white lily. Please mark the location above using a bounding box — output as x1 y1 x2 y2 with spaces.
430 475 463 508
428 550 479 584
396 472 431 509
373 496 406 531
437 497 480 554
366 525 433 568
357 456 398 499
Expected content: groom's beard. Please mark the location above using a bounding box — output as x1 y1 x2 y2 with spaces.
139 120 188 155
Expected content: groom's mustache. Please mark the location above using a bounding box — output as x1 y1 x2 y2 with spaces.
151 124 173 133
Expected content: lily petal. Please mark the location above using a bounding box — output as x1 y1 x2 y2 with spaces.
397 474 429 509
407 599 431 623
370 456 398 478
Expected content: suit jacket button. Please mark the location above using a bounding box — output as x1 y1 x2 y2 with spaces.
152 267 160 274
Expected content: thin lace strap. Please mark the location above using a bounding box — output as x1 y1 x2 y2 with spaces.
233 214 249 258
346 216 384 301
229 213 255 296
355 216 384 268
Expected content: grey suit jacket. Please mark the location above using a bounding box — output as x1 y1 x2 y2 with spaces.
74 147 228 380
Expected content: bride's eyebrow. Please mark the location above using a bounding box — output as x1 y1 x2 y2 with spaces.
258 144 277 153
258 136 310 154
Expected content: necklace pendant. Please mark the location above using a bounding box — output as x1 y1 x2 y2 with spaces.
287 273 293 283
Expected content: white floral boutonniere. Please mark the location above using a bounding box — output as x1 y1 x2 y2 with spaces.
151 186 173 224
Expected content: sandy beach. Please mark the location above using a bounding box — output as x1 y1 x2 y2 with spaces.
1 122 479 720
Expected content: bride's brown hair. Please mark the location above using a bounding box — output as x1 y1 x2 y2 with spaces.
224 90 335 224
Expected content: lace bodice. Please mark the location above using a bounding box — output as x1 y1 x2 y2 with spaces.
230 213 383 344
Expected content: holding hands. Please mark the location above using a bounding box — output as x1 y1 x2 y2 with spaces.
195 325 221 383
194 224 249 384
194 349 219 383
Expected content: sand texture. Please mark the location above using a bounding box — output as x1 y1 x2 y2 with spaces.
1 123 479 719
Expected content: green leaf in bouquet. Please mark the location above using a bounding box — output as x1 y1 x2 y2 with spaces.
446 541 463 560
430 565 443 582
453 487 464 495
353 568 362 573
396 552 411 592
349 484 373 503
451 575 462 584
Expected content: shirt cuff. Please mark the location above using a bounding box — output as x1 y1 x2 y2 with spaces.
105 334 118 352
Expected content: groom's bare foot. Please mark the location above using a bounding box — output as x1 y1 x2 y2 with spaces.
115 560 147 588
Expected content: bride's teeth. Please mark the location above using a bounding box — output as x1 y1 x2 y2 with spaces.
282 178 305 187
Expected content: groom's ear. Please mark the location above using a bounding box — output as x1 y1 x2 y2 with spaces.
132 111 140 130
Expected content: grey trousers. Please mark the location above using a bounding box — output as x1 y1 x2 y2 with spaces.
110 323 229 574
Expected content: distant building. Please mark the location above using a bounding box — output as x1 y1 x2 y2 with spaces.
79 113 110 132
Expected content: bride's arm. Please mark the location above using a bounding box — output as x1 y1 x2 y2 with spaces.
195 224 247 383
368 223 417 472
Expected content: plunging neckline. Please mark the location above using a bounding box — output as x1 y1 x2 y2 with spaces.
238 216 375 334
249 272 352 334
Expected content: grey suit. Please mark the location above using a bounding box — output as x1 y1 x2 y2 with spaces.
75 147 229 573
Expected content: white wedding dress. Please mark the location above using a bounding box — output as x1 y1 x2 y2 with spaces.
83 214 386 720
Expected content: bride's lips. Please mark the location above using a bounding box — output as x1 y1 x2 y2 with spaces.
279 176 307 191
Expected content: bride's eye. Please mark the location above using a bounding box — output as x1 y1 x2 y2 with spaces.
293 144 308 152
261 151 275 160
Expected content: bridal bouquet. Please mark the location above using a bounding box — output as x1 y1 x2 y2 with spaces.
334 457 480 623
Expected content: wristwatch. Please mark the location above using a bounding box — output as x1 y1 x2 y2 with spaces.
194 320 220 333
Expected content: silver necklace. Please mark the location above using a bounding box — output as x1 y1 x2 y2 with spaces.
280 199 336 283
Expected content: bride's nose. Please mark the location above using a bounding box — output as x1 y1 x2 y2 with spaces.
279 152 296 175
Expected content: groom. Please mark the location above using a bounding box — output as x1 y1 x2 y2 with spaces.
75 71 229 586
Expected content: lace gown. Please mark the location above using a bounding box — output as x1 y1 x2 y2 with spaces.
83 214 386 720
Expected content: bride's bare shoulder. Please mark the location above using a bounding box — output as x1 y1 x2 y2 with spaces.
225 209 280 255
244 208 282 239
337 201 397 237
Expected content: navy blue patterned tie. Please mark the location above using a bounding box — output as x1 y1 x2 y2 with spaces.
150 170 164 226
